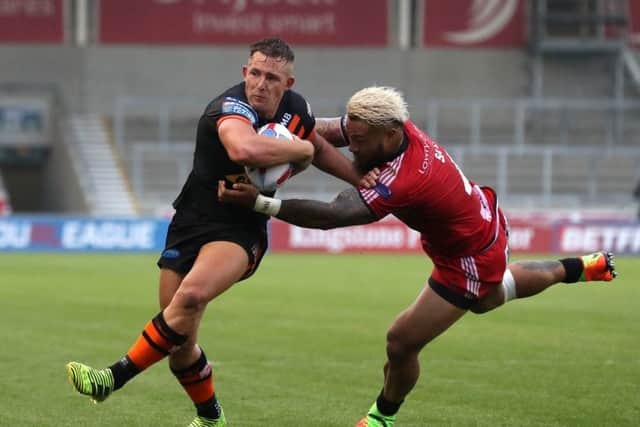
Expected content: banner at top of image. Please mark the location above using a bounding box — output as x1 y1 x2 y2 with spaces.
0 0 65 43
422 0 525 47
98 0 388 46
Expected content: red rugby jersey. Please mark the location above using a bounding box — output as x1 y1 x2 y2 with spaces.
359 120 498 258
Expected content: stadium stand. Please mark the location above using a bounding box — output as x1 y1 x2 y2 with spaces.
68 114 137 216
0 0 639 216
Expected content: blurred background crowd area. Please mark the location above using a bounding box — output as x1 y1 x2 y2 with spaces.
0 0 639 225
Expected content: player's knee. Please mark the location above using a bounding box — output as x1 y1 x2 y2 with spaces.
172 285 208 312
385 328 419 362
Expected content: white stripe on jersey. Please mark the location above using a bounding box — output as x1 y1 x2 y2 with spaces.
461 256 481 297
361 153 406 204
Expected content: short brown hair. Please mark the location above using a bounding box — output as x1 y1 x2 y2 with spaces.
249 38 295 63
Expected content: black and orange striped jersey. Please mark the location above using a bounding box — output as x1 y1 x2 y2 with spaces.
171 82 315 226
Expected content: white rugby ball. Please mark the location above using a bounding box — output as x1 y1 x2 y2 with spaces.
245 123 295 192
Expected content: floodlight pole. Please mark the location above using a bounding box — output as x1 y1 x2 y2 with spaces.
398 0 412 50
75 0 88 47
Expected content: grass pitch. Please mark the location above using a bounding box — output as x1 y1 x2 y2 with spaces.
1 253 638 426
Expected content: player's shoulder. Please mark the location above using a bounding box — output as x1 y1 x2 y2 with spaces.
204 83 258 125
282 89 314 120
360 157 410 205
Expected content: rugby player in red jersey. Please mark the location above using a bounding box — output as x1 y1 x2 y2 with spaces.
218 85 617 427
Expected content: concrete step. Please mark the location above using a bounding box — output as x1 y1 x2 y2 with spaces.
69 114 138 216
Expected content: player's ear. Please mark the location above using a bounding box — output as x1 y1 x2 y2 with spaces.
286 75 295 89
385 126 398 138
242 65 248 78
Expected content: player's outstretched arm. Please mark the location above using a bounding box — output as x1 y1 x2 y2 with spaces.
218 181 376 229
314 117 348 147
309 132 361 186
277 187 376 229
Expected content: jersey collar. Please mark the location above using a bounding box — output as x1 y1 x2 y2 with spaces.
381 132 409 164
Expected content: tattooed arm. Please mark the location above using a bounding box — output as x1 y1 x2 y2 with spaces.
277 187 376 229
314 117 348 147
217 181 377 230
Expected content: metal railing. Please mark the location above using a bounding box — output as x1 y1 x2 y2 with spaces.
114 95 640 149
126 141 640 213
112 95 640 212
419 97 640 148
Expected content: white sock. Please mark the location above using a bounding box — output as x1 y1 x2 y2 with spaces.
502 269 517 303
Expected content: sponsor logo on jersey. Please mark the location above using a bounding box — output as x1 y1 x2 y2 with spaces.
280 112 293 127
418 138 431 175
374 182 392 200
221 97 258 124
161 248 180 259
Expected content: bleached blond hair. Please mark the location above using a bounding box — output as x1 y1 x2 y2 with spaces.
347 86 409 128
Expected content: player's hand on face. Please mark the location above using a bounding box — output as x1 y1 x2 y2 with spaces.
359 167 380 188
217 180 260 208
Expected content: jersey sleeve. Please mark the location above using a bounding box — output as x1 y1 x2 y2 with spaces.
358 174 409 219
206 96 259 127
286 91 316 140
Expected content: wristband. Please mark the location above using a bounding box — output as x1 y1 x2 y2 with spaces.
253 194 282 216
339 115 349 143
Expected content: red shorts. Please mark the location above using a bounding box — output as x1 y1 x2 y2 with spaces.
428 206 510 310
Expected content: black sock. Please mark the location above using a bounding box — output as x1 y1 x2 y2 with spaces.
376 389 403 416
109 356 140 390
195 396 222 420
559 257 583 283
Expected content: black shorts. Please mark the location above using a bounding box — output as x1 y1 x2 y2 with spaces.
157 221 268 281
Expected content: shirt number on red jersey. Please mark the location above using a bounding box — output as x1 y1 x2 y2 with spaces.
436 147 472 196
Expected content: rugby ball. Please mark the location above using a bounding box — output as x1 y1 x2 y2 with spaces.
245 123 295 192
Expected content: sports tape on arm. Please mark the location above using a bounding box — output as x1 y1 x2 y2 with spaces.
253 194 282 216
